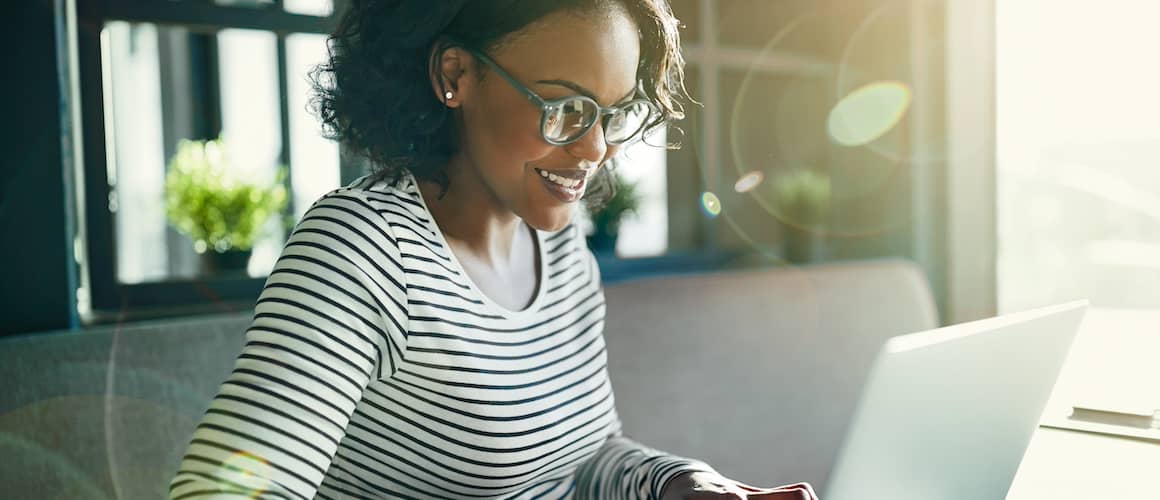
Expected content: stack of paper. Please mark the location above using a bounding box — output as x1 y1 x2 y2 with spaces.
1038 308 1160 442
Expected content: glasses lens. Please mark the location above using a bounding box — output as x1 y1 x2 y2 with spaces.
543 97 598 143
605 100 653 144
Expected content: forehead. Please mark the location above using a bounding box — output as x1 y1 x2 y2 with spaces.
488 9 642 104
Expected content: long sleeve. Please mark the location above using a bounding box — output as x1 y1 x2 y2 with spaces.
570 409 718 499
565 249 719 499
169 190 409 499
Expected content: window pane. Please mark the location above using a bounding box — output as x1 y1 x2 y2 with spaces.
998 0 1160 310
670 0 700 44
716 69 831 254
616 129 669 258
217 29 284 276
100 23 288 285
286 33 340 220
716 0 886 65
664 66 702 252
102 22 169 284
284 0 334 17
717 0 832 56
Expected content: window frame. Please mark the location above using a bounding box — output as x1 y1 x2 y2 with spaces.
76 0 346 322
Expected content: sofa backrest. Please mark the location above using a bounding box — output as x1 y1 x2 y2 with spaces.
1 258 936 498
0 312 251 499
602 258 938 488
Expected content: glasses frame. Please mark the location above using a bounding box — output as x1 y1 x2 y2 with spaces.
465 47 659 146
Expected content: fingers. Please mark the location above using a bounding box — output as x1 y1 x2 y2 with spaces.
779 482 818 500
744 489 811 500
681 493 745 500
734 482 819 500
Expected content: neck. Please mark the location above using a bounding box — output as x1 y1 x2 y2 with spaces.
418 156 527 268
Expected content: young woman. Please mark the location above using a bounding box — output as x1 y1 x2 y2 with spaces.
170 1 817 498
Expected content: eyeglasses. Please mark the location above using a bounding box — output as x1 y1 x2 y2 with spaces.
466 48 659 146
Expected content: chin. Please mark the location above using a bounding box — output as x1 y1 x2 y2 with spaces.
522 206 576 233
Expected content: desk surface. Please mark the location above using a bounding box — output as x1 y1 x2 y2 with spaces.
1006 308 1160 499
1008 427 1160 499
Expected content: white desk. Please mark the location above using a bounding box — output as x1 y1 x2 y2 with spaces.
1007 427 1160 499
1006 308 1160 499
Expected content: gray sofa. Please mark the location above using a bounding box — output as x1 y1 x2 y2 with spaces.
0 258 936 498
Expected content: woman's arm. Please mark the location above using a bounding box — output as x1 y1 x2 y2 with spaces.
570 406 719 499
168 191 408 499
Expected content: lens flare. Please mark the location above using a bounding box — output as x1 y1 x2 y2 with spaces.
734 171 765 193
220 450 273 498
827 80 912 147
700 192 722 218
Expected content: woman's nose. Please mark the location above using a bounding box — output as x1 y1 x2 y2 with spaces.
565 120 609 164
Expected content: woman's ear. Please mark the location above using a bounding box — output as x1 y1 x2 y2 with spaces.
429 43 468 109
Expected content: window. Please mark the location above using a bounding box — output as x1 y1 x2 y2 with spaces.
997 0 1160 311
77 0 925 320
665 0 919 262
996 0 1160 428
614 130 669 258
77 0 342 319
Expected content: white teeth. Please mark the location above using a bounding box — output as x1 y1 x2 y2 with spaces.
539 169 580 189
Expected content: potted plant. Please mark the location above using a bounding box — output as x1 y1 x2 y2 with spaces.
772 168 831 263
585 169 641 255
165 138 288 274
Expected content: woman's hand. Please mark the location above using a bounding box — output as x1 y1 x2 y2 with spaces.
660 471 819 500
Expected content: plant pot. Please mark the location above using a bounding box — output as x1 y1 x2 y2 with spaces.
586 226 619 255
783 227 825 264
200 248 252 275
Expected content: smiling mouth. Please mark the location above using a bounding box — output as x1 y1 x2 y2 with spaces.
534 167 588 203
534 168 589 189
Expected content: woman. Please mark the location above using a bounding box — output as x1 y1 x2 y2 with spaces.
170 1 818 499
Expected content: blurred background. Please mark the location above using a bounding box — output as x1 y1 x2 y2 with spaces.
2 0 1159 340
2 1 1159 497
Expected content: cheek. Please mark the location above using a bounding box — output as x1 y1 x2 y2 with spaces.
468 104 553 172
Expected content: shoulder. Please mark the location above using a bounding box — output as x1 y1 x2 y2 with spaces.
299 173 432 238
288 174 427 276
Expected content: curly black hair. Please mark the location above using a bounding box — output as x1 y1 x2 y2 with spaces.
310 0 690 206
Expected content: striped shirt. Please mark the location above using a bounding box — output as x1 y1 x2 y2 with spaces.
170 173 714 499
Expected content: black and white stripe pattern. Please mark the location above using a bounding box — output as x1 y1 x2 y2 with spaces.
170 174 714 499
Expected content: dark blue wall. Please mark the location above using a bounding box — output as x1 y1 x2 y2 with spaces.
0 0 78 335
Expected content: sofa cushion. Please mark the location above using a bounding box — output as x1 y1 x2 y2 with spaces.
602 258 938 487
0 312 251 499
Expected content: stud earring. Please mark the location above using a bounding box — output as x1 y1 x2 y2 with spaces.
444 91 454 100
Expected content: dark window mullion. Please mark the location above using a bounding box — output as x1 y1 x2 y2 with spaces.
78 17 118 311
192 32 223 140
276 33 296 218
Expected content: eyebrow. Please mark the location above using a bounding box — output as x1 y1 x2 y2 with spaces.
535 79 638 105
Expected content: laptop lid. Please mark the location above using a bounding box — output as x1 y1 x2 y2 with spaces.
824 300 1089 500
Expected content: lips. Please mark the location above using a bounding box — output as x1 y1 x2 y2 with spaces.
534 167 589 203
533 168 592 181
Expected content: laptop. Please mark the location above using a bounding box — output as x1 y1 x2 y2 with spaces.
822 300 1089 500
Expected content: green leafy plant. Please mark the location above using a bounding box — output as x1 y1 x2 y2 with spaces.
772 168 831 226
588 169 641 236
165 138 288 254
584 169 641 253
